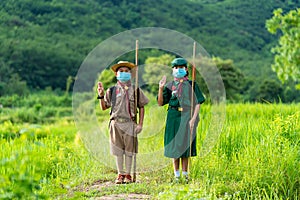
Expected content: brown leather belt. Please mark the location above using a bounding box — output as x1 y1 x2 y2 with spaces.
111 117 133 123
168 106 184 112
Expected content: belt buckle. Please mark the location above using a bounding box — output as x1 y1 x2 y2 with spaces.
119 118 126 123
117 118 129 123
178 107 183 112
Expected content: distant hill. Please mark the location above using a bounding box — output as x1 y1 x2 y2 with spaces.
0 0 298 90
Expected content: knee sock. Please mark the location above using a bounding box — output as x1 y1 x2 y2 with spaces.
116 155 124 174
125 155 133 175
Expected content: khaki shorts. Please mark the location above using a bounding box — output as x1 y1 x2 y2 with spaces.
109 120 138 156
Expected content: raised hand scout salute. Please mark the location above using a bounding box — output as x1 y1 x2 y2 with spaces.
97 61 149 184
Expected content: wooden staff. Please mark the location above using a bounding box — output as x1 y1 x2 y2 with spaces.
189 42 196 170
133 39 139 183
191 42 196 118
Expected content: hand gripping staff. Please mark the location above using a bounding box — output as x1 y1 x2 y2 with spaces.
133 39 139 183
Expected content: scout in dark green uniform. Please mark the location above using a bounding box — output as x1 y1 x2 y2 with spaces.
157 58 205 182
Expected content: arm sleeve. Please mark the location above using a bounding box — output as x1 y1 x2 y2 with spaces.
162 85 172 106
194 83 205 104
138 88 149 108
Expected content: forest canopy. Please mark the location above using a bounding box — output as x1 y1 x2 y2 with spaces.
0 0 299 102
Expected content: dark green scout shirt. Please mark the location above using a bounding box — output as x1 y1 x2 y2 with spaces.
162 80 205 108
161 80 205 158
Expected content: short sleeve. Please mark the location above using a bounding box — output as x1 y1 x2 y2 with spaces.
138 88 149 108
162 84 172 106
194 83 205 104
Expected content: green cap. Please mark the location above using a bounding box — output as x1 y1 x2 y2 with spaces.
171 58 188 67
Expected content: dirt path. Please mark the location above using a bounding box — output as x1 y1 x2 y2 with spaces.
75 179 152 200
96 193 151 200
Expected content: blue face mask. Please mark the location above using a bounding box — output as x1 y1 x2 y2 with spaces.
172 68 187 78
117 72 131 82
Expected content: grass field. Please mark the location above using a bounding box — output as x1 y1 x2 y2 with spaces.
0 93 299 199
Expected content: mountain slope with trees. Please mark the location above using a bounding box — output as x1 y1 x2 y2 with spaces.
0 0 299 101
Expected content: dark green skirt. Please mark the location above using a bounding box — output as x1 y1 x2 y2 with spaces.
164 109 198 158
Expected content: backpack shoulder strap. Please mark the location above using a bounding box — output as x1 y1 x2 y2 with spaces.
109 86 116 115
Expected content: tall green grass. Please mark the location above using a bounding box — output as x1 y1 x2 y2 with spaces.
0 93 299 199
0 120 111 199
187 103 300 199
0 91 72 124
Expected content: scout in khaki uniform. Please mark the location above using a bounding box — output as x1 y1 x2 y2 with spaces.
157 58 205 183
97 61 149 184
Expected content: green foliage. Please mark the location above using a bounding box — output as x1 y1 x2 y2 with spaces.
143 54 175 93
0 127 48 199
190 56 245 103
1 91 300 199
213 57 245 102
257 79 284 103
282 81 300 102
98 69 116 89
142 54 246 102
0 60 29 96
203 104 300 199
159 103 300 199
0 0 298 99
0 118 111 199
266 8 300 88
0 91 72 123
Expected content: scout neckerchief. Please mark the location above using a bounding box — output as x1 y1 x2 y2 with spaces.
117 81 133 119
173 77 189 98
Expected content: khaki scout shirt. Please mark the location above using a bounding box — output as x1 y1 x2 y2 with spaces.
104 83 149 120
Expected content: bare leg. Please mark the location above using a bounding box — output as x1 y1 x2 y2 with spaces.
173 158 180 171
173 158 180 178
182 157 189 183
182 157 189 172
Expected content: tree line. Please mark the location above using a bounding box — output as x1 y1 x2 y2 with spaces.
0 0 299 102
